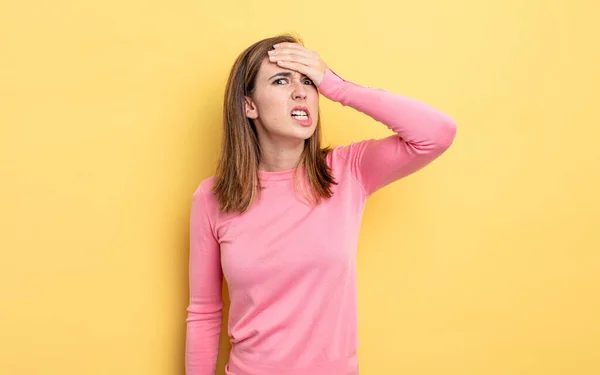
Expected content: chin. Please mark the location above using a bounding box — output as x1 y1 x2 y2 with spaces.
292 128 317 141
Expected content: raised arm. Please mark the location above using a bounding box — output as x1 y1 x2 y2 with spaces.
319 68 457 195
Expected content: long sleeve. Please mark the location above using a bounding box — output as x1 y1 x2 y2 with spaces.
186 186 223 375
319 68 457 196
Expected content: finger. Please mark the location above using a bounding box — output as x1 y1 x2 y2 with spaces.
273 43 317 57
273 42 305 50
269 52 315 67
270 48 315 61
274 60 311 76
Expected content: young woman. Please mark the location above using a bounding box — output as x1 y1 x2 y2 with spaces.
185 34 457 375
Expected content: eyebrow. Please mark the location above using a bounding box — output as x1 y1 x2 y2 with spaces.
268 71 309 81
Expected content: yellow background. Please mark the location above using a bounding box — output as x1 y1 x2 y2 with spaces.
1 0 599 374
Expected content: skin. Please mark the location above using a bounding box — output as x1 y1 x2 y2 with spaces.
244 43 328 172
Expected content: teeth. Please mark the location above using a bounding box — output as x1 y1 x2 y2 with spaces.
291 110 308 116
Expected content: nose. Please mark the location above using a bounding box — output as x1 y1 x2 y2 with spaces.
291 80 307 100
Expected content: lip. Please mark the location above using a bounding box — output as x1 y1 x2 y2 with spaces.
290 106 312 127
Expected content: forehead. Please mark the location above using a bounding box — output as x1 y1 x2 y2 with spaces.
256 58 305 80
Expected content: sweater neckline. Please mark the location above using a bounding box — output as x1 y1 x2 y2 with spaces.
258 167 301 181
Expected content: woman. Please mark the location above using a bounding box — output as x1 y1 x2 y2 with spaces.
185 34 457 375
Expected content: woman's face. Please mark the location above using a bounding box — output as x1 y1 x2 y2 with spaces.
244 57 320 145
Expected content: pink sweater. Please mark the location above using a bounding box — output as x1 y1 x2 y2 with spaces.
186 68 457 375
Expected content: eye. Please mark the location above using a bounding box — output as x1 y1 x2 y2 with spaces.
273 78 287 85
303 78 315 86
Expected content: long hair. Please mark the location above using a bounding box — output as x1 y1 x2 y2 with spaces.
212 34 337 213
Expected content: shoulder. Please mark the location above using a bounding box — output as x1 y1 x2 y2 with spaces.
192 175 218 206
194 175 215 193
326 139 375 167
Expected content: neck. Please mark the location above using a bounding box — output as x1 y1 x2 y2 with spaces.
258 139 305 172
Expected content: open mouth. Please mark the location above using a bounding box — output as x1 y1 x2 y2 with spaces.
291 106 310 121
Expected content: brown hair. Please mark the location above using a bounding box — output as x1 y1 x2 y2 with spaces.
212 33 337 213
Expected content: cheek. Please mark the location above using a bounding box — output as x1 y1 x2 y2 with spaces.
257 93 288 119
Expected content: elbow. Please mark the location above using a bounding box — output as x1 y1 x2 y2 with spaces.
435 118 457 151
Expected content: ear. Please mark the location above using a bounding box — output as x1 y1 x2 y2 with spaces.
244 96 258 119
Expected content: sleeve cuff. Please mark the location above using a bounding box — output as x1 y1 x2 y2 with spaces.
318 68 347 100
